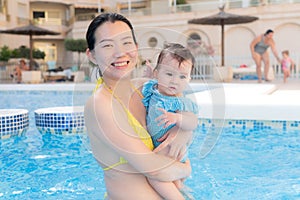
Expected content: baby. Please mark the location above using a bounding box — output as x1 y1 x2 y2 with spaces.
142 43 199 199
281 50 295 83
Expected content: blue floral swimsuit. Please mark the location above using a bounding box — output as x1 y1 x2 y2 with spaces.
142 79 199 148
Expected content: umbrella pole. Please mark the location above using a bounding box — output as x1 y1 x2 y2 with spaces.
221 22 224 66
29 34 33 69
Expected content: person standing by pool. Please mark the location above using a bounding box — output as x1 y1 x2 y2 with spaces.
281 50 295 83
250 29 281 83
142 42 198 199
12 59 30 83
84 13 192 199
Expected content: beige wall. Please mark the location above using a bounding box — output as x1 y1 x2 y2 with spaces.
124 3 300 66
1 1 300 69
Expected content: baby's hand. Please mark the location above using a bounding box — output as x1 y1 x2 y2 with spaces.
155 108 179 128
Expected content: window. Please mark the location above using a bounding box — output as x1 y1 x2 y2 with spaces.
17 3 27 18
33 11 45 19
148 37 158 48
0 0 4 13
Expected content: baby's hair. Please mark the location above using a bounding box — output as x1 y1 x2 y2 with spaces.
282 50 289 55
154 42 195 72
264 29 274 36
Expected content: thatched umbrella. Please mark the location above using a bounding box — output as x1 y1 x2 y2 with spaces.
0 24 60 68
188 5 258 66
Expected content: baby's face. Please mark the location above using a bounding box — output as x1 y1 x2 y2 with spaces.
155 56 192 96
282 53 288 58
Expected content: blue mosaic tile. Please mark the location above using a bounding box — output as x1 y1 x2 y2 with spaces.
198 118 300 131
34 107 85 135
0 109 29 139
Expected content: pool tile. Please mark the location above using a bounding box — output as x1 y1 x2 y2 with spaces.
0 109 29 139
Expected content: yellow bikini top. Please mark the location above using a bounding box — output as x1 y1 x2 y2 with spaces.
94 78 154 171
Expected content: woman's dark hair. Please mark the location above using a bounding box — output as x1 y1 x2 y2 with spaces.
264 29 274 36
154 42 195 72
86 12 137 51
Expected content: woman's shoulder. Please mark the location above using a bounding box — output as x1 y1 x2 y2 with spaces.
85 89 110 112
256 34 264 41
131 77 150 88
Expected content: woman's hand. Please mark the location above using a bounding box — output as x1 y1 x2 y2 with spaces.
154 127 193 161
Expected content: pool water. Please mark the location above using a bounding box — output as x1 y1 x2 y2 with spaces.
191 127 300 199
1 91 300 199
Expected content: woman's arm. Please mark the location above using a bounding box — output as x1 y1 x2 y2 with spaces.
155 127 193 160
250 35 261 55
85 94 191 182
269 40 281 63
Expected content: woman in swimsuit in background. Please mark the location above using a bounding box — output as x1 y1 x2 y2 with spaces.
250 29 281 83
84 13 192 199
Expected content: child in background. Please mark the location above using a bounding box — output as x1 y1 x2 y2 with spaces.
142 43 199 199
281 50 295 83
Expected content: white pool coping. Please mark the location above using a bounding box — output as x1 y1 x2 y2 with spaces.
0 83 95 91
187 83 300 121
1 82 300 121
0 109 28 116
34 106 84 114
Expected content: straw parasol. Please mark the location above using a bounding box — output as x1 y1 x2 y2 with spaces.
0 23 60 68
188 5 258 66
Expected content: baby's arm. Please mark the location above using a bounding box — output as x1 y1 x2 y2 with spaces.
156 108 198 131
155 108 197 160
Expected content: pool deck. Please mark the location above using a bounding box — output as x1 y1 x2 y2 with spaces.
1 78 300 121
189 78 300 121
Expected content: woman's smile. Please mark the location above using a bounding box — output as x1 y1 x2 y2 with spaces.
111 61 130 69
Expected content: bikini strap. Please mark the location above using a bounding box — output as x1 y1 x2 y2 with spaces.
94 78 143 99
93 78 104 94
102 157 128 171
130 82 144 98
94 78 154 149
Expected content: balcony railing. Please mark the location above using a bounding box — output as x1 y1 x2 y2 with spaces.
75 13 96 22
188 52 300 80
117 0 300 17
32 17 69 26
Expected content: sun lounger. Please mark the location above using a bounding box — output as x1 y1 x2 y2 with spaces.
22 71 42 83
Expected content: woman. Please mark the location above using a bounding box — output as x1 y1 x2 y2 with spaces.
84 13 192 199
12 59 30 83
250 29 281 83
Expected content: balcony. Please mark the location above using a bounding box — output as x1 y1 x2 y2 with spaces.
117 0 300 17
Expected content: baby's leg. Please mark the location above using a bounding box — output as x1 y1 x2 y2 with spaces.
148 178 185 200
150 127 193 198
283 69 289 83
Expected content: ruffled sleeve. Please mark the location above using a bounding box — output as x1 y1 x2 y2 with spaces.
142 79 158 110
161 96 199 115
180 98 199 115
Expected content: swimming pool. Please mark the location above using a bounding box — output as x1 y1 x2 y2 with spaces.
1 85 300 199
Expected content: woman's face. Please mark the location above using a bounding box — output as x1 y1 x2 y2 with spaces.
154 55 192 96
266 32 274 39
89 21 138 80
